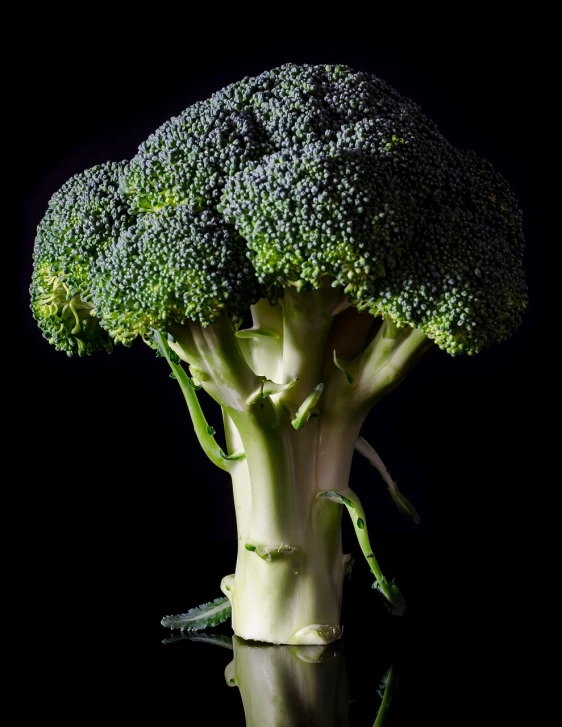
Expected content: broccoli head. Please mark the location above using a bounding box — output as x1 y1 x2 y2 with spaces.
114 63 525 354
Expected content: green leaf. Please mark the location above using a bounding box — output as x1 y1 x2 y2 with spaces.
161 597 231 632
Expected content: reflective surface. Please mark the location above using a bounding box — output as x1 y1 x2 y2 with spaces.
163 634 396 726
162 632 393 726
29 525 529 724
76 535 520 723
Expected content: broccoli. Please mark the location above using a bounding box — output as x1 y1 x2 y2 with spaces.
30 63 527 645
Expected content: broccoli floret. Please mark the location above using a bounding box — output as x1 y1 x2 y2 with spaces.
95 205 261 343
30 63 527 646
369 148 526 354
30 161 130 355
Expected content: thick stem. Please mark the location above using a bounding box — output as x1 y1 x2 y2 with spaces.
223 411 352 644
166 305 432 644
224 497 346 644
230 408 296 545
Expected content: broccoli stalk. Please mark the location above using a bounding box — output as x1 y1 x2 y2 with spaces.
30 63 527 645
153 287 428 643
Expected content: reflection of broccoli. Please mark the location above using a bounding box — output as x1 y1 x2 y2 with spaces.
30 64 527 645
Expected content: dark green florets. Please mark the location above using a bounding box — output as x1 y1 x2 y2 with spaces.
32 63 526 356
119 63 525 354
369 149 527 354
94 206 260 343
30 162 130 355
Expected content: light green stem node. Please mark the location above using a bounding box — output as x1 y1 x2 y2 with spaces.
292 383 324 429
355 436 420 523
244 543 299 562
246 376 298 405
220 574 235 596
317 488 405 615
224 659 238 687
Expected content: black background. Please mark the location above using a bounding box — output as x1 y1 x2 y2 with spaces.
16 29 541 724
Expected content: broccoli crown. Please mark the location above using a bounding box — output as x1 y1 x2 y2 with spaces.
30 162 129 355
32 64 526 355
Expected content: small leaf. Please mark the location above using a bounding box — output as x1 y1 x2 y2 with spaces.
247 377 298 405
389 489 420 523
189 366 209 382
317 491 354 508
333 350 355 385
262 377 298 398
161 597 231 632
292 383 324 430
